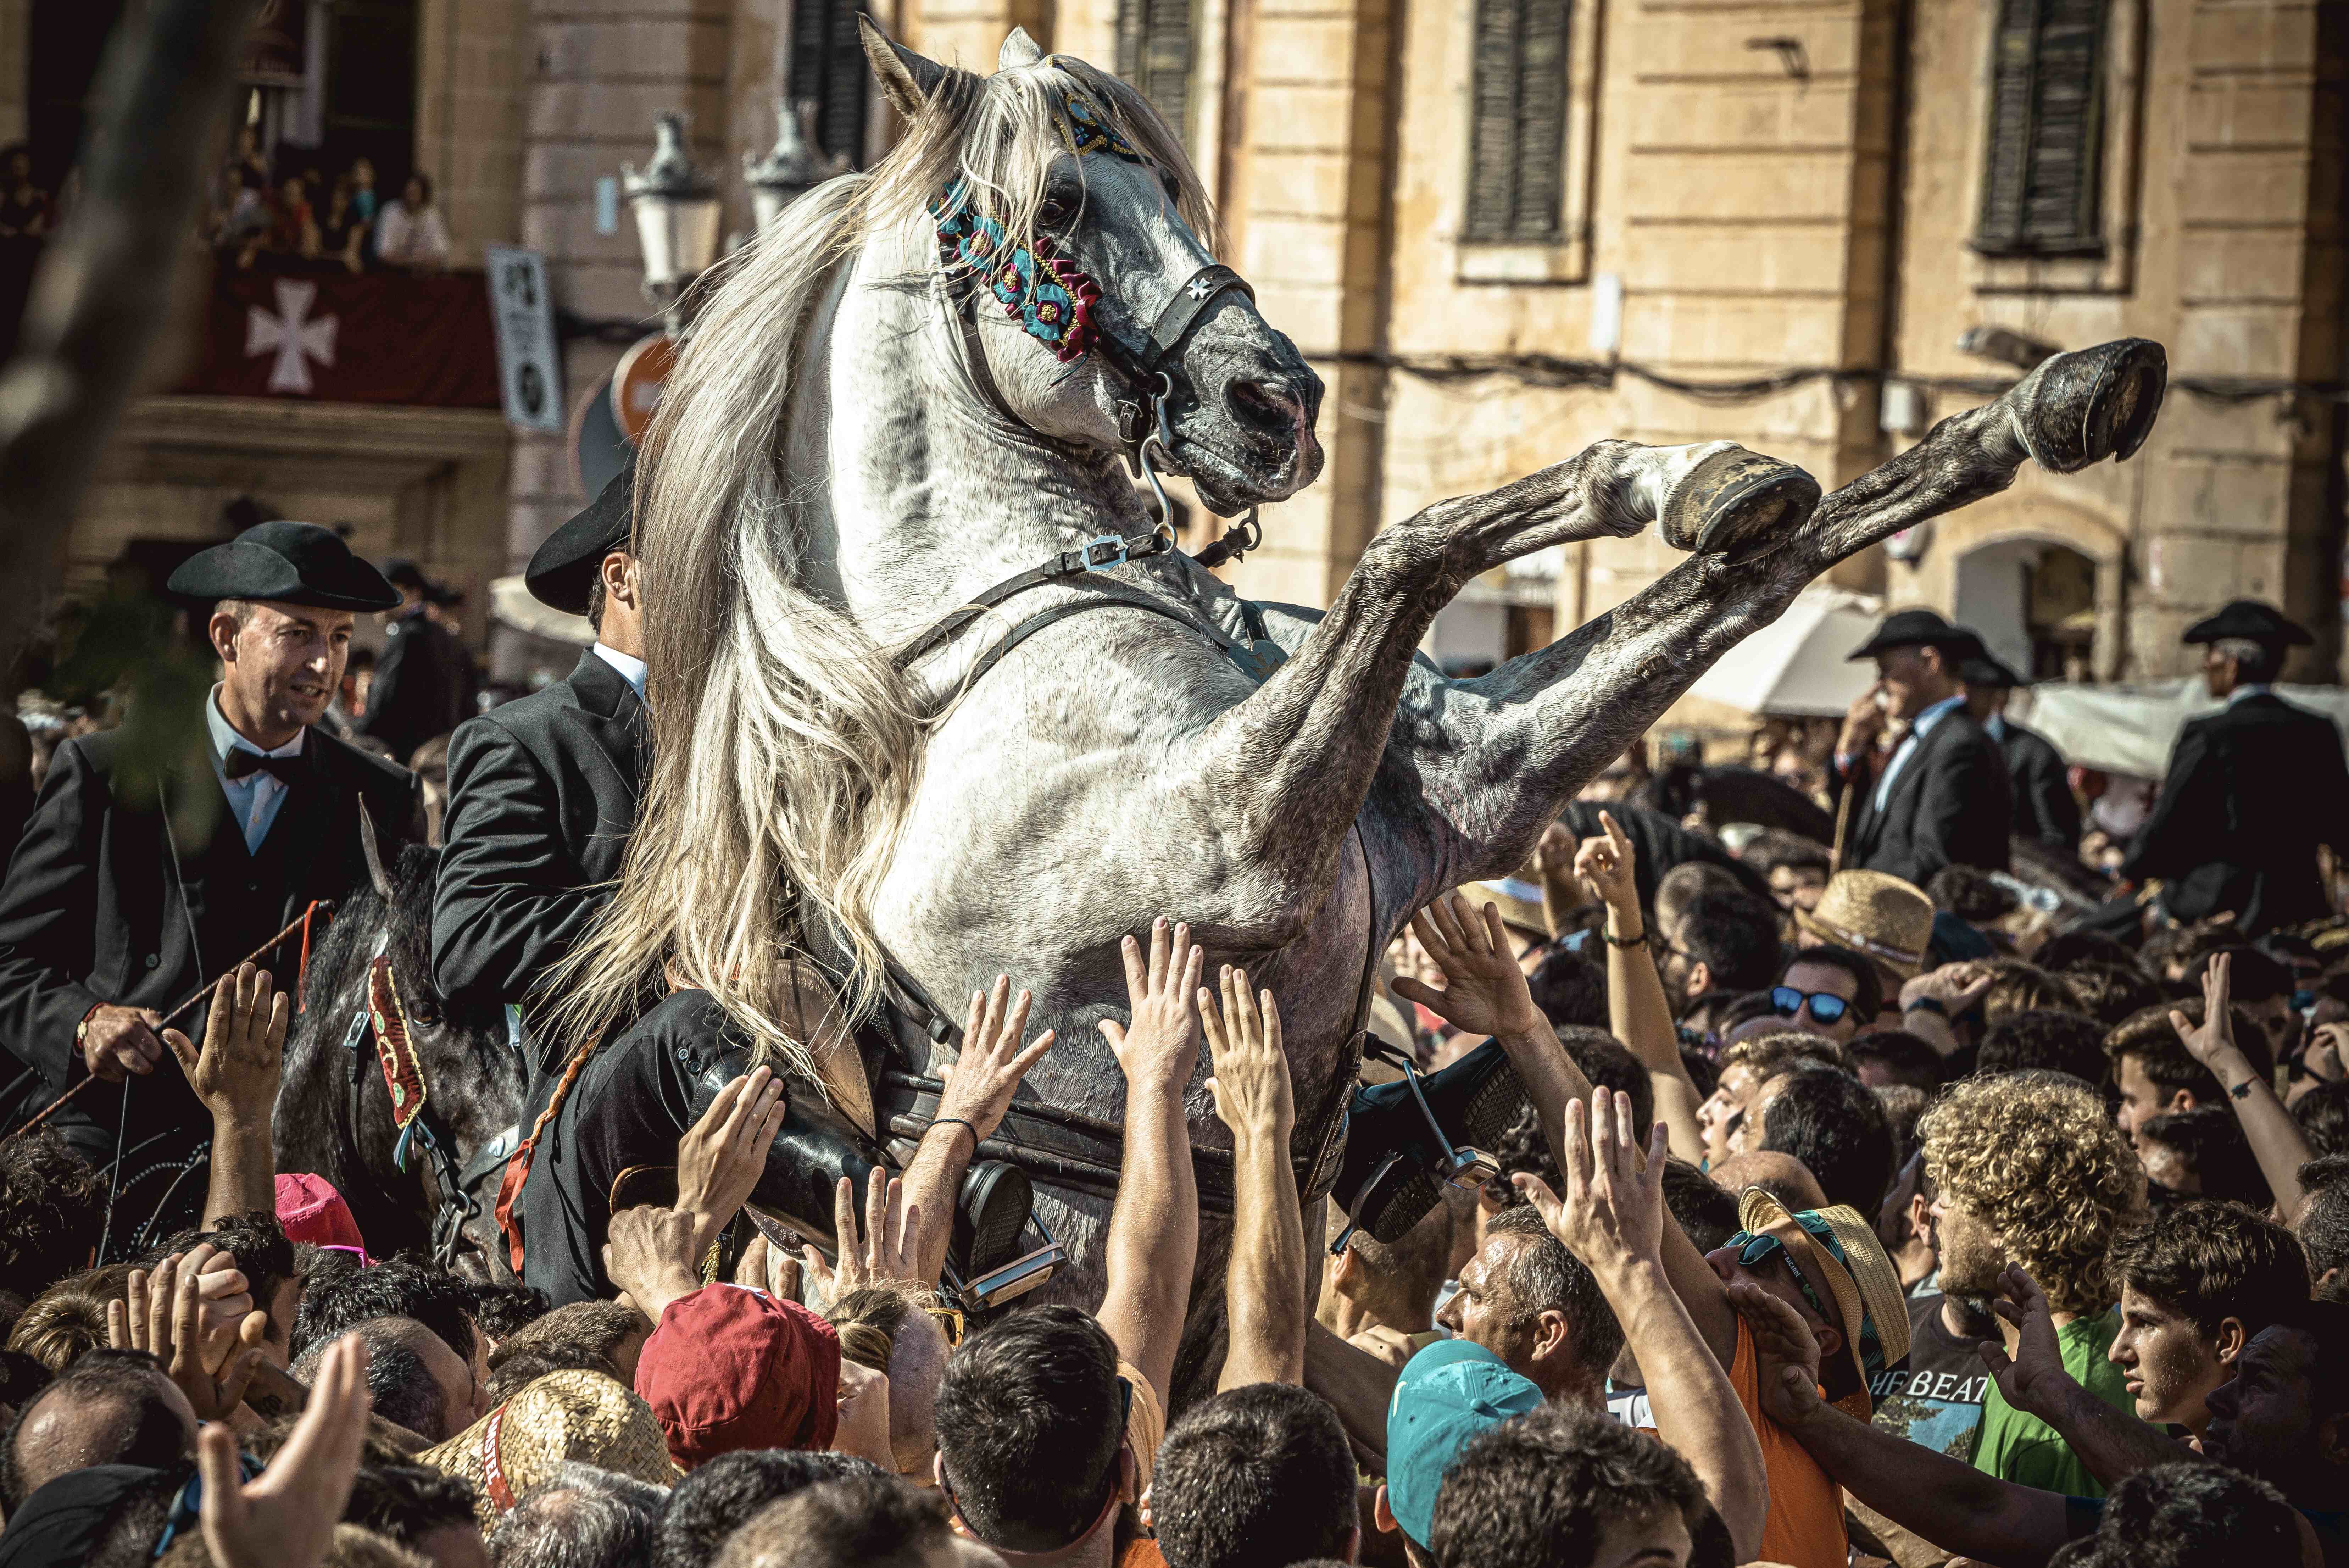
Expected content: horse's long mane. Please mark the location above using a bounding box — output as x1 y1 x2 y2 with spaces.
547 48 1215 1076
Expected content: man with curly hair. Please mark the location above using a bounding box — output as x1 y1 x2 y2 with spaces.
1920 1070 2145 1497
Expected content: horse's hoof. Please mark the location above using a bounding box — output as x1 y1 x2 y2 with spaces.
2012 337 2167 473
1661 449 1822 564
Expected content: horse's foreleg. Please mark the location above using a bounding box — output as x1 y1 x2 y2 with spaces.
1413 338 2167 893
1183 441 1751 947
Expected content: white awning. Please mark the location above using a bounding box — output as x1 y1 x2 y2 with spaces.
489 574 595 646
2017 678 2349 779
1687 586 1884 718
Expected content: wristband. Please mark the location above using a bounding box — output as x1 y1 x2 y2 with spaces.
1904 996 1947 1018
927 1116 980 1152
1603 926 1648 948
75 1003 105 1044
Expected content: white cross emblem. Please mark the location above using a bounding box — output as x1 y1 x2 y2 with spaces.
1186 277 1215 301
244 279 339 394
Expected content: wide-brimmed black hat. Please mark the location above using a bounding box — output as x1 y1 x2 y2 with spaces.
1955 650 2029 689
381 557 440 596
526 463 635 616
1848 608 1971 661
167 521 402 611
2182 599 2311 649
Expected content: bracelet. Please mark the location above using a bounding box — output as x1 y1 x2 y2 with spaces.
1904 996 1947 1018
927 1117 980 1152
1603 926 1648 948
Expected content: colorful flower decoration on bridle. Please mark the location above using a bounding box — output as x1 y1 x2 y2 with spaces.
930 179 1103 363
1054 90 1146 165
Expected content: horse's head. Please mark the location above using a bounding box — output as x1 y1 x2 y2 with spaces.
861 20 1325 515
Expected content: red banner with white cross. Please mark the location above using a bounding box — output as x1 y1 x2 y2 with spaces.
173 263 502 408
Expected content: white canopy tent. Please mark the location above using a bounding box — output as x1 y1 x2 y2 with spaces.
1687 586 1883 717
2016 678 2349 779
489 574 595 647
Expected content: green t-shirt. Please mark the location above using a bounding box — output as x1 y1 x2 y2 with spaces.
1972 1306 2141 1498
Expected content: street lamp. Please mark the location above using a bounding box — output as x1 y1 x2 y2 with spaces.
623 112 722 324
745 99 848 234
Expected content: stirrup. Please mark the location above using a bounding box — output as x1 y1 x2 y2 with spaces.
1328 1037 1520 1253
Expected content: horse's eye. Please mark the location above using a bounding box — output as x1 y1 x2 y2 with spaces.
1038 196 1072 228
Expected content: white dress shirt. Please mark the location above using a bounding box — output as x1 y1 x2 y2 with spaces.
1871 693 1967 814
592 643 647 700
206 686 305 853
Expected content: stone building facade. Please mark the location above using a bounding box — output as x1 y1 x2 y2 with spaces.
6 0 2344 700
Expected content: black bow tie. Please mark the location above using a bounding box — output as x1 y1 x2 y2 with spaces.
224 748 302 786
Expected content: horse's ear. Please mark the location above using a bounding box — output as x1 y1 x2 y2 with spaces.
357 806 394 901
858 15 945 119
998 27 1044 70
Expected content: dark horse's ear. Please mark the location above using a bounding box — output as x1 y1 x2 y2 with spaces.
357 805 394 901
859 14 946 121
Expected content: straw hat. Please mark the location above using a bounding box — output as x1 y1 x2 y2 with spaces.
415 1369 677 1526
1737 1189 1910 1420
1793 870 1932 979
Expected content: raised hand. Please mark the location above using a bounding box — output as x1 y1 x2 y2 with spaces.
1199 966 1293 1146
1512 1091 1665 1280
1976 1266 2076 1422
1901 962 1995 1017
602 1205 705 1324
109 1246 266 1422
801 1169 921 1308
1388 893 1542 1039
2169 953 2239 1072
935 975 1057 1145
1571 811 1641 917
676 1064 789 1252
163 964 289 1121
1725 1279 1824 1429
732 1232 804 1302
198 1332 369 1568
1099 918 1205 1098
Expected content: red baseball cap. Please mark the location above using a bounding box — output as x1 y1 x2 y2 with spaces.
636 1285 840 1469
275 1172 366 1253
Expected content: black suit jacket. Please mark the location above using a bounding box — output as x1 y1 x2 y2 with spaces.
0 723 421 1166
1843 707 2013 888
1998 719 2080 851
2123 692 2349 933
431 652 649 1035
357 609 469 763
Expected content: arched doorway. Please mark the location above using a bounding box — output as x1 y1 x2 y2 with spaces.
1954 538 2099 681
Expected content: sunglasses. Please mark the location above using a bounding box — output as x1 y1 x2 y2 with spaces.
1770 986 1849 1025
924 1304 964 1347
1722 1228 1831 1326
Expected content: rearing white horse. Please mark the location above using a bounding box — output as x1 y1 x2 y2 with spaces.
560 21 2166 1362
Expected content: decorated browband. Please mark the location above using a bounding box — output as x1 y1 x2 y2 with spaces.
927 90 1145 362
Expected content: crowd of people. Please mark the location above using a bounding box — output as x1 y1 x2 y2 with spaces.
0 486 2346 1568
211 128 451 273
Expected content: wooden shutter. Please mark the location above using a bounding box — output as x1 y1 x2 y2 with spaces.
1116 0 1195 141
1465 0 1570 244
789 0 870 167
1976 0 2106 256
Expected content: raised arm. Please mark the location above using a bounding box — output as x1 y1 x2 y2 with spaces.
2173 954 2313 1218
1201 965 1305 1389
899 977 1057 1285
1095 918 1206 1404
1573 813 1706 1162
163 962 289 1225
1977 1266 2188 1490
1729 1283 2075 1568
1518 1094 1769 1561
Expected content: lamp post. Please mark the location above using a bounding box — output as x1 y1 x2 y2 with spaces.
745 99 847 234
622 112 722 330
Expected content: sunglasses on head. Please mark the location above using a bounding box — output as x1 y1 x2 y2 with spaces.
924 1304 964 1347
1770 986 1848 1025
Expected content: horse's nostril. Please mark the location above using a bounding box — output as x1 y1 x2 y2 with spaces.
1228 378 1302 429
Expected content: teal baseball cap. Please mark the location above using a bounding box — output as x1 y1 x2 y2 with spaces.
1384 1339 1543 1546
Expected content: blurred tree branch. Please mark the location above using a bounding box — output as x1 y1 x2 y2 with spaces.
0 0 262 688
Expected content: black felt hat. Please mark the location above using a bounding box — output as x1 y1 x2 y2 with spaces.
2181 599 2311 649
167 521 402 611
1955 644 2030 689
526 462 635 616
1848 608 1972 661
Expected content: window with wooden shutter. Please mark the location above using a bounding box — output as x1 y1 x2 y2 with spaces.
1115 0 1196 141
1464 0 1570 244
789 0 870 167
1975 0 2108 257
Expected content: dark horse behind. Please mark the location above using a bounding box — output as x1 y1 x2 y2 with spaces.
275 840 524 1277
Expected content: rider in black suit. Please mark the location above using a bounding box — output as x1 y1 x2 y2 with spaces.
2124 601 2349 934
432 466 649 1061
0 523 420 1249
355 559 472 764
1956 645 2080 852
1833 609 2012 888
